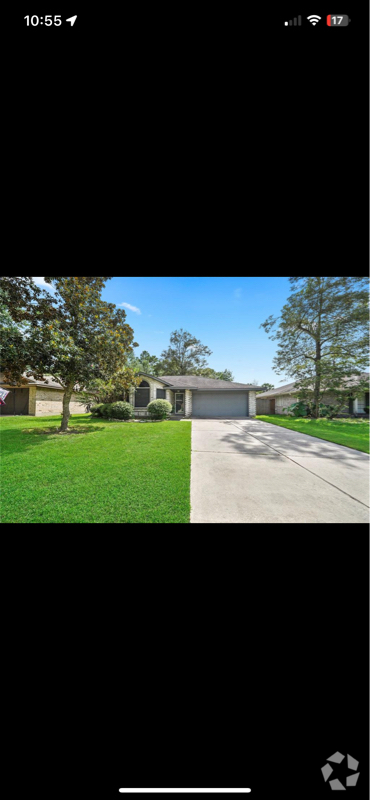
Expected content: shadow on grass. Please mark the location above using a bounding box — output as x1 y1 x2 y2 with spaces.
0 420 105 456
22 425 104 436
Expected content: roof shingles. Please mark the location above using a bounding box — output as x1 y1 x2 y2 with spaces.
159 375 262 390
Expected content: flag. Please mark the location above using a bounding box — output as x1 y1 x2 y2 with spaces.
0 388 10 405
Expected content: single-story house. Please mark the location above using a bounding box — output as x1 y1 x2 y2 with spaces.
0 371 262 418
129 374 262 418
256 374 369 416
0 374 86 417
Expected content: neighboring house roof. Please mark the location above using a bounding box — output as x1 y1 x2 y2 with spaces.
257 373 370 399
139 373 263 391
0 373 80 391
257 382 299 399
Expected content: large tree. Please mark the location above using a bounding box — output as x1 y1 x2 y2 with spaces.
159 329 212 375
0 276 138 431
262 276 369 418
195 367 235 381
83 368 141 407
127 344 234 381
127 349 161 375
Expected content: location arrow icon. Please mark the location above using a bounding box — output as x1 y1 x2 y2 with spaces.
66 15 77 26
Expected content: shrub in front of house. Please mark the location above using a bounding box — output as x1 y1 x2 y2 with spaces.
282 402 307 417
108 401 134 420
91 402 134 420
147 399 172 420
317 403 337 419
90 404 107 417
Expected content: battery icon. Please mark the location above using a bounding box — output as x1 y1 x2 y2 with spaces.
327 14 350 26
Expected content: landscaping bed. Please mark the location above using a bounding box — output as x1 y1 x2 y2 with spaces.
0 415 192 524
256 415 370 454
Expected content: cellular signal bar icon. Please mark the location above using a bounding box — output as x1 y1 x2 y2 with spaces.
285 16 302 26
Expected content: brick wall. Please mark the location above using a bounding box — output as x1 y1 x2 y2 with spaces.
185 390 192 417
35 388 86 417
28 386 37 415
248 391 257 417
166 389 175 408
275 393 297 414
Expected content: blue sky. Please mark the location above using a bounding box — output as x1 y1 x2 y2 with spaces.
32 277 292 386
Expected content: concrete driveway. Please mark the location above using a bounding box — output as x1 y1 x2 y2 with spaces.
190 418 370 524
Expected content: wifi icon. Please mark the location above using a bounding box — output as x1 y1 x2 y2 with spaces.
307 15 321 25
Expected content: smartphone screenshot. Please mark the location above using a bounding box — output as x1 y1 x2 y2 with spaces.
12 6 369 799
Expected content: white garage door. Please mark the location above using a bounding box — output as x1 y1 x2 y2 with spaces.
192 391 249 417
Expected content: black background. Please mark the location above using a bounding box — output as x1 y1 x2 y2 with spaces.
11 5 370 798
23 533 365 800
10 531 369 798
14 5 369 259
102 534 369 799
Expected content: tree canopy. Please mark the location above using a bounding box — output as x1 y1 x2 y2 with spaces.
195 367 235 382
127 331 235 381
0 276 138 430
127 350 162 376
262 276 369 417
158 329 212 375
257 383 275 394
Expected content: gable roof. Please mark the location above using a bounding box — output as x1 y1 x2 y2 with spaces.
143 374 263 391
257 373 370 399
136 372 172 385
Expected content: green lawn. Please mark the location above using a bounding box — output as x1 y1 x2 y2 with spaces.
0 415 192 524
256 415 370 454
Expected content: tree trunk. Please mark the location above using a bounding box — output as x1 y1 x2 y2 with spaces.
60 382 75 432
313 279 323 419
313 341 322 418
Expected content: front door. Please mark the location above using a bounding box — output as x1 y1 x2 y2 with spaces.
175 392 185 415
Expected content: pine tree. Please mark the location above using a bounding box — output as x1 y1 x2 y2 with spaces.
262 277 369 418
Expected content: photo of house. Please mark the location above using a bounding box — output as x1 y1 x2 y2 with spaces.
129 374 262 418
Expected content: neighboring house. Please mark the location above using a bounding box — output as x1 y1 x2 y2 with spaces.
129 374 262 418
0 374 86 417
256 374 369 416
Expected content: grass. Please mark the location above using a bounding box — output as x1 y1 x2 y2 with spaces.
256 415 370 454
0 415 192 524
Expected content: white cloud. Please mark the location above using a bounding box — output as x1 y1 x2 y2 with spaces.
119 302 142 315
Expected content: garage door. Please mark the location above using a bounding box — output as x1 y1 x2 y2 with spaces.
192 391 249 417
0 388 29 416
